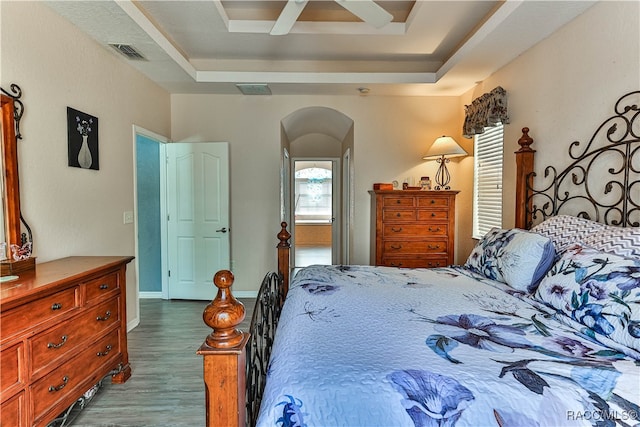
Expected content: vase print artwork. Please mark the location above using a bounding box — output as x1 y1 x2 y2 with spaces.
67 107 99 170
78 134 92 168
76 117 93 168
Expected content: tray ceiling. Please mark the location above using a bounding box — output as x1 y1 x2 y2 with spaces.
44 0 596 96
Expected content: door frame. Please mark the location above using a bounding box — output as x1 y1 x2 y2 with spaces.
290 156 341 266
132 126 170 328
342 148 352 265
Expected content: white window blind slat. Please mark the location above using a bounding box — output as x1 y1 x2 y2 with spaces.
473 123 504 239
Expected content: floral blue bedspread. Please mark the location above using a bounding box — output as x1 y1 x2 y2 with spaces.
256 265 639 427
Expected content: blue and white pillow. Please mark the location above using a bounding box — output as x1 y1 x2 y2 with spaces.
535 244 640 352
465 228 556 293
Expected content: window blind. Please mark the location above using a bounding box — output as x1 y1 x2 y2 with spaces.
473 124 504 239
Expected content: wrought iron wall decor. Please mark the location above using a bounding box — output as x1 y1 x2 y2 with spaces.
525 90 640 227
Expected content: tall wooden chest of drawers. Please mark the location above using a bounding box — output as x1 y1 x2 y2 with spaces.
0 256 133 426
370 190 458 268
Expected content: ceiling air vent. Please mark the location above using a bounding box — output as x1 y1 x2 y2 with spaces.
236 84 272 95
109 44 147 61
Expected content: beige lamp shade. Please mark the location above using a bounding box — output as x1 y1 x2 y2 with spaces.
422 136 467 160
422 136 467 190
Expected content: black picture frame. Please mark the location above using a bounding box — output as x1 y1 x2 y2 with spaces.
67 107 99 170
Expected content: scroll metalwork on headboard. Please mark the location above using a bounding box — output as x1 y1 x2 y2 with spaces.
526 91 639 227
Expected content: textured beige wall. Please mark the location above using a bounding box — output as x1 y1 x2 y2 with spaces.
170 95 462 290
1 1 171 326
456 0 639 259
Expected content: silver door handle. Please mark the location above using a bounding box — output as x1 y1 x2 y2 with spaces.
216 227 228 233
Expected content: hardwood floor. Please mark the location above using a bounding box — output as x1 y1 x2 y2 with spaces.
70 298 255 427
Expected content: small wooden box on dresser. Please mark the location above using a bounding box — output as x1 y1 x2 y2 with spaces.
370 190 458 268
0 256 133 427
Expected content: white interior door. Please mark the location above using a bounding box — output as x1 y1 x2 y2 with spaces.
166 142 230 300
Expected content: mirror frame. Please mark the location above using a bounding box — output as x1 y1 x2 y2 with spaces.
1 91 21 251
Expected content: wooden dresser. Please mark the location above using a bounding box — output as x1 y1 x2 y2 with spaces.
370 190 458 268
0 256 133 427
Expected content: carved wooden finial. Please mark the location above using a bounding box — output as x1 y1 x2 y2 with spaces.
202 270 245 348
277 221 291 248
516 127 534 152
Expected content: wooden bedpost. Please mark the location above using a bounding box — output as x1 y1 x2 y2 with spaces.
277 221 291 296
197 270 249 427
515 127 535 230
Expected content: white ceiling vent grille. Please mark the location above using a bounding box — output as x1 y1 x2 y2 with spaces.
236 84 272 95
109 44 147 61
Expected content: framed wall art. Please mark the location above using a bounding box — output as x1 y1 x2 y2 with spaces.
67 107 99 170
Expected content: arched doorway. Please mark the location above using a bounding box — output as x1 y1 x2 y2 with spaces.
279 107 354 268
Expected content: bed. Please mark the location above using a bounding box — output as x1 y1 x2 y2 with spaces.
198 90 640 427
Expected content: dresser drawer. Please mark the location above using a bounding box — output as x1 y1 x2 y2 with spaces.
1 287 79 339
85 272 119 303
381 258 449 268
417 197 450 208
382 196 414 207
383 224 448 237
383 209 416 221
31 328 121 421
383 240 447 255
417 210 449 221
30 297 120 377
1 391 26 427
1 342 23 395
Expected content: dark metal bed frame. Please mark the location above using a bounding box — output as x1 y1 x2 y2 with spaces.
200 90 639 427
515 90 639 229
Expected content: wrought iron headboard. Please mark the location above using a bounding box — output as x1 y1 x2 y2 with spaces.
523 91 639 228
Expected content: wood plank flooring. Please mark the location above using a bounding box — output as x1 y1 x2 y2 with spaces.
70 298 255 427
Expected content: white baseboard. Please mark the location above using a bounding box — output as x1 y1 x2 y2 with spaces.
127 316 140 332
139 291 163 299
139 290 255 299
